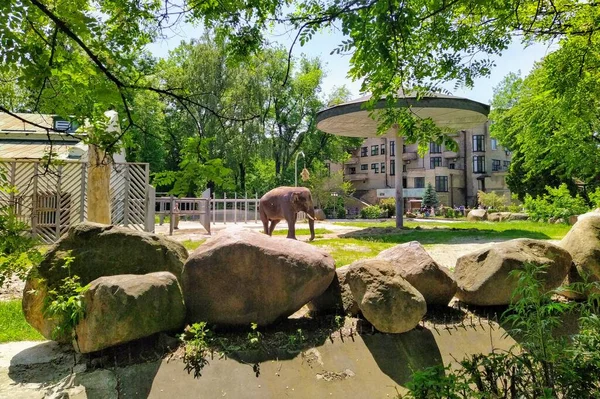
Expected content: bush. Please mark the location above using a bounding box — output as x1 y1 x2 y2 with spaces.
360 205 384 219
588 186 600 209
401 264 600 398
477 190 507 210
379 198 396 217
524 183 588 222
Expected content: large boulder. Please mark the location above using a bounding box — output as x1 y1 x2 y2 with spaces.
488 212 512 222
558 215 600 296
346 259 426 333
577 208 600 222
314 208 326 221
455 239 572 306
23 222 188 341
75 272 185 353
467 209 487 221
307 265 359 315
182 228 335 326
376 241 456 306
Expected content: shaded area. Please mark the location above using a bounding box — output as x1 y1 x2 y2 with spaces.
8 341 75 384
361 327 443 386
339 226 551 244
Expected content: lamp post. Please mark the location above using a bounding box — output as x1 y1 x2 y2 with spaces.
295 151 305 187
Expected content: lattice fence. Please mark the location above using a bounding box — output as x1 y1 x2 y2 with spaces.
0 160 150 243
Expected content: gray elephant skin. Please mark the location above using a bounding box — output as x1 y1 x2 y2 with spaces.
259 186 316 241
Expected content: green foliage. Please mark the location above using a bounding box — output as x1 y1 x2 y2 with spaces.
379 198 396 217
588 187 600 209
42 254 89 341
421 183 439 209
524 183 589 222
247 322 263 348
0 172 42 289
476 190 507 210
180 322 213 378
307 167 354 210
0 300 44 342
360 205 384 219
402 264 600 398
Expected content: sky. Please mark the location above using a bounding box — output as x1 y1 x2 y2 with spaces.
147 21 556 105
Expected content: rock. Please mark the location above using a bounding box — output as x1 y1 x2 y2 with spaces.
405 212 417 218
307 265 359 315
487 213 501 222
548 217 557 224
577 208 600 222
507 213 529 221
466 209 487 221
555 218 565 224
314 209 326 221
23 222 188 341
346 259 426 333
556 267 589 301
376 241 456 306
455 239 572 306
74 272 185 353
558 215 600 293
182 228 335 326
568 215 578 225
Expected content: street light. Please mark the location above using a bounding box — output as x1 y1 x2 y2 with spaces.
295 151 305 187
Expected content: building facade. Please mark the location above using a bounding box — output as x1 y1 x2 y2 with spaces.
330 122 512 209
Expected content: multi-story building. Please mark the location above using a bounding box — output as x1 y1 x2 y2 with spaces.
330 122 512 209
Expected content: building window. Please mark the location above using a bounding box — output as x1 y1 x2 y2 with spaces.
403 164 407 173
435 176 449 192
403 144 407 153
503 160 511 171
473 135 485 152
492 159 501 171
371 145 379 156
325 163 331 176
349 167 356 175
430 156 442 169
381 162 386 174
390 160 395 176
371 163 379 173
449 163 455 170
360 164 368 171
473 156 486 173
429 142 442 154
414 177 425 188
491 138 498 150
381 143 386 155
390 141 395 156
361 147 368 157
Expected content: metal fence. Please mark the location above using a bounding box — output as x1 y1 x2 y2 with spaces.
211 193 260 224
0 160 152 243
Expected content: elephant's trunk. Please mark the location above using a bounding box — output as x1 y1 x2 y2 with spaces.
307 208 315 241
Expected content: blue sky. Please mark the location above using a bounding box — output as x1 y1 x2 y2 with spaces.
148 22 555 105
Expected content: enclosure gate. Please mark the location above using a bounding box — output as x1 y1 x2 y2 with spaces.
0 160 152 243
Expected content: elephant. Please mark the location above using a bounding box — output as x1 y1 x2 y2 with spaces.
259 186 316 241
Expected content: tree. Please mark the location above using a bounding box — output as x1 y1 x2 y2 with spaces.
477 191 507 210
5 0 600 158
490 35 600 198
422 183 439 209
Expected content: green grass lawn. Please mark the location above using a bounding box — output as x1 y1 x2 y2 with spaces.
0 300 44 343
334 220 571 240
272 228 333 236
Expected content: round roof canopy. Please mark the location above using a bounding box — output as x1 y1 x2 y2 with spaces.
316 92 490 137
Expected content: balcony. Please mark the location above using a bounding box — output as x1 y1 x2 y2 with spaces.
443 151 458 159
345 173 369 181
402 152 418 161
344 157 359 165
404 188 425 198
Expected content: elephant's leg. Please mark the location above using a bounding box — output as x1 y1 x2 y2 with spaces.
286 212 298 240
268 219 280 235
260 207 269 235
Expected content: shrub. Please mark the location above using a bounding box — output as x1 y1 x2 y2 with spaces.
400 264 600 398
360 205 384 219
379 198 396 217
588 186 600 209
477 190 507 210
524 183 588 222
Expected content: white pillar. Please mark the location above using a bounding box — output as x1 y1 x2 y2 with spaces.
394 135 404 228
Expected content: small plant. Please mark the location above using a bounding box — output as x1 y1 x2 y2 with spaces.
180 321 213 378
247 322 262 348
285 328 305 351
360 205 384 219
42 255 89 341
